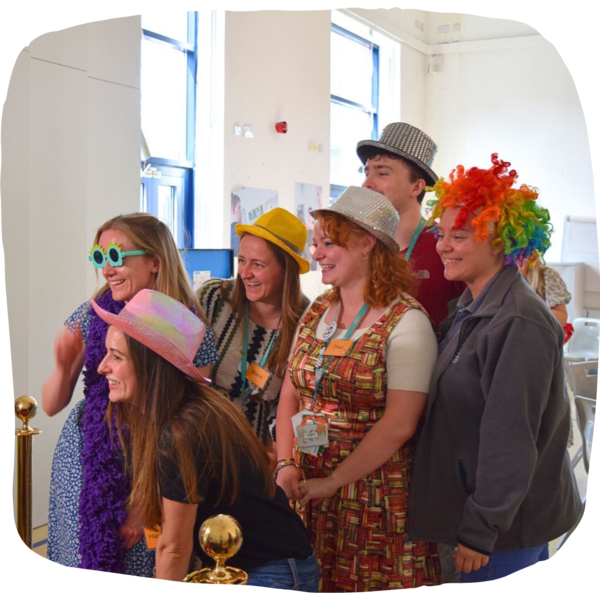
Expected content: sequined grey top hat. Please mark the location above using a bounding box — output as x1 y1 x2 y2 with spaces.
310 186 400 252
356 122 438 186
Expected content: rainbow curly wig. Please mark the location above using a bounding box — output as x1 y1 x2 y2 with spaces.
426 153 552 266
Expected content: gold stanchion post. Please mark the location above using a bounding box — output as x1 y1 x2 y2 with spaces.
15 396 41 548
184 514 248 584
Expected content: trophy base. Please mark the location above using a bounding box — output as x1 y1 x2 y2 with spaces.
184 566 249 585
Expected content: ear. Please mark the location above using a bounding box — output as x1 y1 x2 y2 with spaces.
491 241 505 257
410 178 426 199
151 255 160 273
363 234 377 254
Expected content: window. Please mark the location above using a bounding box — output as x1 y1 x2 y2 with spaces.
140 11 197 248
330 11 400 201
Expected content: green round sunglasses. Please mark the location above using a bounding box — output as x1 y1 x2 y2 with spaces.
88 243 148 269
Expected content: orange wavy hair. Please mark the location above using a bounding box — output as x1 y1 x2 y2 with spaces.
315 212 416 307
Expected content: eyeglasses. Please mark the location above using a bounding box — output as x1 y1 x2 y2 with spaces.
89 243 148 269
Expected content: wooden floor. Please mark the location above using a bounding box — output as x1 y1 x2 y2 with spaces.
32 524 48 558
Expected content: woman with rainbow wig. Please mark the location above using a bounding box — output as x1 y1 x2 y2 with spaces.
406 154 582 583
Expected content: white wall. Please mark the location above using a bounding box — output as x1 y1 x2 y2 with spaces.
2 17 141 527
425 41 594 265
223 10 331 297
348 8 596 307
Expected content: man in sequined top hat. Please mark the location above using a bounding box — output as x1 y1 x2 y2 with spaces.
357 122 465 331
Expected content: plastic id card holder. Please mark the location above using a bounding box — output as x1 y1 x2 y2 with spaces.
292 410 329 455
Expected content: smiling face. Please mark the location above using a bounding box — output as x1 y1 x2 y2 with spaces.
97 326 137 403
436 206 505 298
98 228 159 302
312 223 374 291
362 154 424 213
237 235 286 305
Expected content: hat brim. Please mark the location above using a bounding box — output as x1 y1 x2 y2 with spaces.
310 207 400 253
356 140 438 187
235 223 310 274
91 300 209 384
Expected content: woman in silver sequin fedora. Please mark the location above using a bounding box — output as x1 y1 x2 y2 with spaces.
275 186 441 592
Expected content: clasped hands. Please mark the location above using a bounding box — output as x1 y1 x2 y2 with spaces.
276 467 338 508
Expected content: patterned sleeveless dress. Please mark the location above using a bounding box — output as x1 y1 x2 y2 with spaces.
289 295 441 592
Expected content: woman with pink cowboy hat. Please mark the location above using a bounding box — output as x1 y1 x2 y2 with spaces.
42 213 219 577
92 289 319 588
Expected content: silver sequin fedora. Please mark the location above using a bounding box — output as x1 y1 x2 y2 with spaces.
310 186 399 252
356 122 438 186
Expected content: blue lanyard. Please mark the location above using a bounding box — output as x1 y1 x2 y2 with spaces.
312 302 369 407
240 303 280 405
405 218 426 260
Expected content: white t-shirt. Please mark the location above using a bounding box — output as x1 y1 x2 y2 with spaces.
305 297 438 392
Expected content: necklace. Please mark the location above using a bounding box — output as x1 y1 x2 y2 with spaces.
323 301 346 340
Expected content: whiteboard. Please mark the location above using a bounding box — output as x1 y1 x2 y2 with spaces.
561 216 600 293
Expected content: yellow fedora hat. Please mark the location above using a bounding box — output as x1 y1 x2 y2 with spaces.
235 208 310 274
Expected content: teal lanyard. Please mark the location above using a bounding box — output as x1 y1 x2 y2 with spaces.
240 303 280 406
405 218 426 260
312 303 369 407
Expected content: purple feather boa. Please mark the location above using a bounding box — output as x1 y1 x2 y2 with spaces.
78 290 128 572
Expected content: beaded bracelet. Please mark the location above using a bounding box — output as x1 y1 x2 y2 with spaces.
274 461 298 480
277 457 295 465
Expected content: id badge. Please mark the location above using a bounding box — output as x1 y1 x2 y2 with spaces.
292 410 329 454
245 362 272 390
324 339 353 357
143 526 161 549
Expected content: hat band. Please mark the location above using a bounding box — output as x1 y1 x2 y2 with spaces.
253 225 303 257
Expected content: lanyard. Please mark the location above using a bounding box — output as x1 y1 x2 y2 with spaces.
312 302 369 407
405 218 426 261
240 303 280 405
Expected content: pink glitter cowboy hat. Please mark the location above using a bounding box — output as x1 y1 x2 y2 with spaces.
91 289 209 383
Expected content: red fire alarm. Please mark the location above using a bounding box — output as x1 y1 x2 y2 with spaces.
275 121 288 134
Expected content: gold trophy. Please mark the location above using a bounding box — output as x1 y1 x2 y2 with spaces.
184 514 248 584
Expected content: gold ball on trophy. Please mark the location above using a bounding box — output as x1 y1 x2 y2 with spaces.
15 396 38 424
199 514 243 560
184 514 248 584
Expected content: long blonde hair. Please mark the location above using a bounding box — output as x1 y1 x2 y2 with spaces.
525 260 546 300
93 213 208 323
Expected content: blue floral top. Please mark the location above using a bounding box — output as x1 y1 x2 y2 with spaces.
65 299 219 367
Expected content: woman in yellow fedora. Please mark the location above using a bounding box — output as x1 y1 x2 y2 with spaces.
198 207 310 456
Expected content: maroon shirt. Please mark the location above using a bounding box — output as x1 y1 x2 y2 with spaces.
401 228 466 332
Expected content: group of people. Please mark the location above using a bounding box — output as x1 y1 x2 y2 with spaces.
43 122 582 591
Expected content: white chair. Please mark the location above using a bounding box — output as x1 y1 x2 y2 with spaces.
555 393 594 551
564 318 600 363
574 395 595 473
565 361 596 472
566 360 598 400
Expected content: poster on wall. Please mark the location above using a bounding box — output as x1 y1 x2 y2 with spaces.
230 187 279 256
295 183 324 271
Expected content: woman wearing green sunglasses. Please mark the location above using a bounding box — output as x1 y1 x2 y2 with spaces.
41 212 219 577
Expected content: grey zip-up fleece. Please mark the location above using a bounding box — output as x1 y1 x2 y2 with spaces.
407 265 582 554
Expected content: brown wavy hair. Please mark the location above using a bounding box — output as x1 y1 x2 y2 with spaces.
93 212 209 324
224 236 309 378
110 335 276 529
315 212 416 307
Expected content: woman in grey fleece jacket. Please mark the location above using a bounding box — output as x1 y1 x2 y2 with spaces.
407 155 582 583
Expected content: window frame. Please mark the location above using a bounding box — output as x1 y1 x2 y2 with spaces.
141 12 198 247
330 22 380 199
